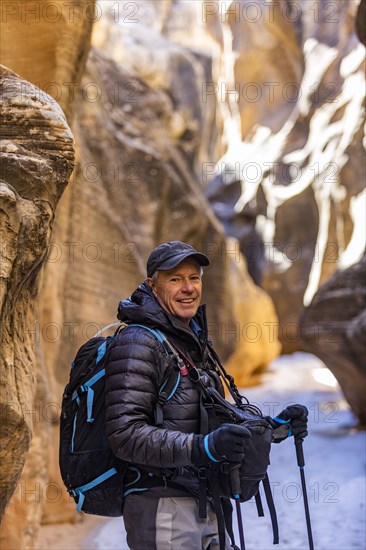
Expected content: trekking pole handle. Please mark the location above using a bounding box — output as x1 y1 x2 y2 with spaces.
295 438 305 468
230 463 241 499
230 463 246 550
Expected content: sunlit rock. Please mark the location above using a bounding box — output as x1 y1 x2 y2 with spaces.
0 66 74 543
92 2 222 174
300 254 366 424
204 0 365 352
0 0 94 121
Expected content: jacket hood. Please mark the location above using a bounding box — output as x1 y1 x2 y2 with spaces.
117 281 208 348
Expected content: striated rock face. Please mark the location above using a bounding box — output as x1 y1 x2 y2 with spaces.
221 242 281 386
300 254 366 424
0 65 74 535
0 2 94 540
0 0 94 121
91 3 222 175
203 0 365 352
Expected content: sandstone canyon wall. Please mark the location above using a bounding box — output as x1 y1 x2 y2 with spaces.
0 1 93 545
300 253 366 424
203 0 365 353
0 66 75 543
0 0 364 548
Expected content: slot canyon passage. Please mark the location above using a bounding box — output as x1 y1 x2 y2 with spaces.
0 1 365 549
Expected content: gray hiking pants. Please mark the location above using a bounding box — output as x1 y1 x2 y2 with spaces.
123 492 231 550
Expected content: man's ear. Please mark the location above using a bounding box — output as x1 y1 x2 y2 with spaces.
147 278 156 295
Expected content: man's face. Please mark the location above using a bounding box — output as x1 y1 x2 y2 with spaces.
148 258 202 325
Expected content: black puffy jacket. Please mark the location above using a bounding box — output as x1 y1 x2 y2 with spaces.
105 281 223 490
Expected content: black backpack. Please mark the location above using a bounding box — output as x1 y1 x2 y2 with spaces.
59 322 178 516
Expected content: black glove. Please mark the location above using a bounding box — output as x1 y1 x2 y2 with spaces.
267 404 308 443
192 423 251 466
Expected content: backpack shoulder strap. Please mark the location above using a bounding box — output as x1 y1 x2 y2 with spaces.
155 369 181 427
125 323 165 341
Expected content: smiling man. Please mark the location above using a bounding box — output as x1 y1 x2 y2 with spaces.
105 241 307 550
105 241 243 549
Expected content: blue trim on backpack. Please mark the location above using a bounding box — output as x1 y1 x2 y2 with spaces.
204 434 220 463
71 467 118 512
71 385 86 402
123 487 148 498
70 412 78 452
96 341 107 364
75 491 85 512
166 371 181 400
85 386 95 423
71 370 106 402
71 369 107 422
85 368 106 388
84 369 106 422
125 467 141 488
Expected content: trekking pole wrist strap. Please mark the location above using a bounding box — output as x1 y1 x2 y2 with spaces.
203 434 221 463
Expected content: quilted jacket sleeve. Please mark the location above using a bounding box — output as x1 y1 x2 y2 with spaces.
105 328 194 468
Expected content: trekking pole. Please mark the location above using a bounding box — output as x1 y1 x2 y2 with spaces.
295 438 314 550
230 464 246 550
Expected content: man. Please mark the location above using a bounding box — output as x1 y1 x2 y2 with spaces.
105 241 308 550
